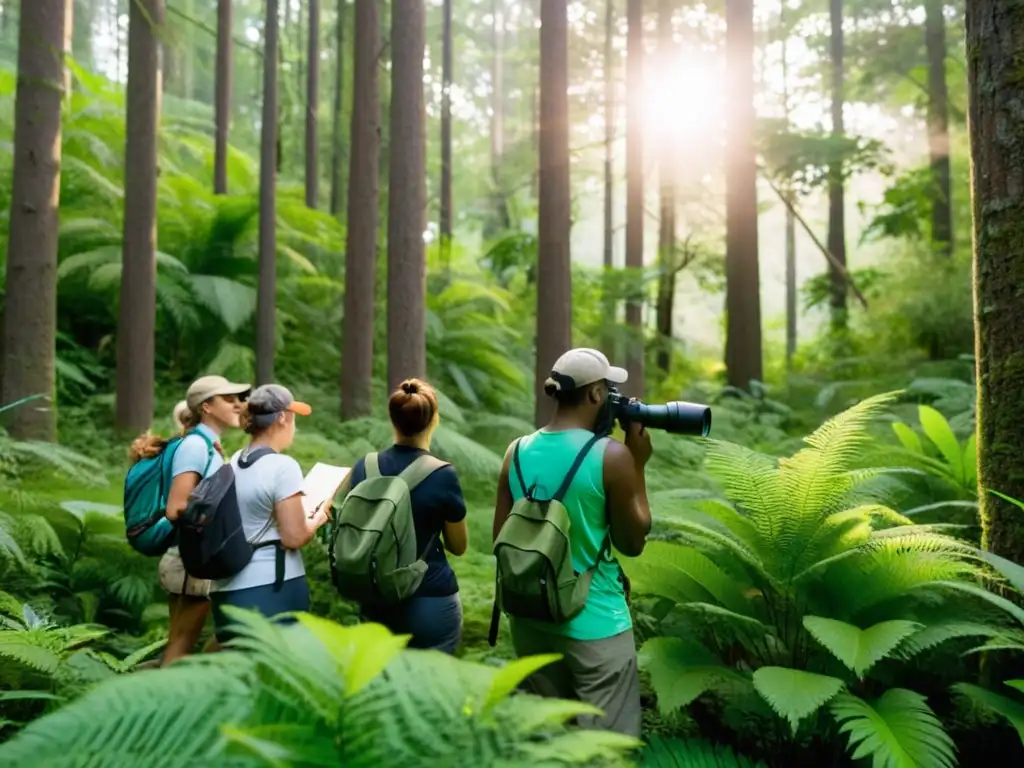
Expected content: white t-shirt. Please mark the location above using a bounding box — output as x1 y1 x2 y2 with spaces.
211 448 307 593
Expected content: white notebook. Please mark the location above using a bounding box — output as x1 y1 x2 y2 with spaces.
301 462 351 517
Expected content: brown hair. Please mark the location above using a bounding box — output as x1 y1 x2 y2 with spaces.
388 378 438 437
238 402 279 436
127 401 201 464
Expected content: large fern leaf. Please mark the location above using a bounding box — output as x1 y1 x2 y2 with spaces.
639 637 750 714
802 616 921 677
829 689 956 768
953 682 1024 746
751 666 846 734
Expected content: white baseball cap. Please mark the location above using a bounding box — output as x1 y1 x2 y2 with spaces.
543 348 628 392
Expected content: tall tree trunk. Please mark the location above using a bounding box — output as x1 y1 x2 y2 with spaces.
440 0 452 265
967 0 1024 564
655 0 675 376
723 0 762 390
387 0 427 390
64 0 75 103
827 0 847 331
329 0 346 217
781 1 797 367
256 0 280 385
489 0 509 235
306 0 320 208
340 0 379 419
534 0 571 427
624 0 644 397
115 0 164 432
925 0 952 257
601 0 615 356
214 0 232 195
2 0 68 440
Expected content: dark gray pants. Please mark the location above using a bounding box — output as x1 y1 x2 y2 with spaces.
361 592 463 655
510 622 642 738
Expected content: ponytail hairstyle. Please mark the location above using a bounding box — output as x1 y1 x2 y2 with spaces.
127 400 203 464
387 378 439 437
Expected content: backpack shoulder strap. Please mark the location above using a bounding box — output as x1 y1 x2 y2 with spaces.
399 454 450 491
238 446 276 469
364 452 380 479
552 433 605 503
510 438 529 499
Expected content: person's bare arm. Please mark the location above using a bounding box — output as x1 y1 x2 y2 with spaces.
275 493 329 549
492 443 516 543
603 424 652 557
165 472 200 521
443 519 469 555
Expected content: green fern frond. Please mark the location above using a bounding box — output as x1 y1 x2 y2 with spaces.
641 736 768 767
952 682 1024 746
895 622 1003 660
751 666 846 734
622 541 754 616
802 616 921 677
830 689 957 768
639 637 751 714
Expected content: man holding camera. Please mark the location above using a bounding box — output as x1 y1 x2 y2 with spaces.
491 347 652 738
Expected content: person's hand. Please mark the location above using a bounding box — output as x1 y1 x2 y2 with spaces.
623 420 652 467
320 499 334 521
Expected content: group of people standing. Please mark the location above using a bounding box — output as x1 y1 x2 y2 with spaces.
130 347 652 737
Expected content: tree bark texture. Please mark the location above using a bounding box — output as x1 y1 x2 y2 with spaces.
827 0 847 328
534 0 571 427
925 0 952 256
340 0 379 420
967 0 1024 564
440 0 453 259
387 0 427 391
329 0 346 217
115 0 164 432
256 0 280 385
2 0 68 440
214 0 232 194
655 0 675 376
723 0 763 390
601 0 615 356
624 0 644 397
306 0 321 209
489 0 509 235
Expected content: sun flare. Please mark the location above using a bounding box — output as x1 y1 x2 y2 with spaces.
642 51 726 144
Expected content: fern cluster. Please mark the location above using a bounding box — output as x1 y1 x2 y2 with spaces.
0 609 640 767
624 392 1017 765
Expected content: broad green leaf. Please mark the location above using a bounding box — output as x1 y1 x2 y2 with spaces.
891 422 923 454
803 616 922 677
962 433 977 487
752 667 845 734
223 724 337 767
482 653 562 711
954 683 1024 746
639 637 748 714
297 615 409 696
831 689 956 767
918 405 963 482
977 548 1024 595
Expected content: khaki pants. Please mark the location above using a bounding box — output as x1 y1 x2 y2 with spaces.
510 622 641 738
158 549 212 598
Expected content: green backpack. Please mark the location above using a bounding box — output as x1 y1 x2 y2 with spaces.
329 452 450 605
490 432 608 636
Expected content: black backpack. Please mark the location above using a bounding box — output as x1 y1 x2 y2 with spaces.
177 447 286 589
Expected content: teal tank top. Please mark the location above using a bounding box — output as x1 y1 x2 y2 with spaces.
508 428 632 641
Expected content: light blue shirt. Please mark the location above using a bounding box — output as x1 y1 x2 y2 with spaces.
170 423 222 480
167 424 222 558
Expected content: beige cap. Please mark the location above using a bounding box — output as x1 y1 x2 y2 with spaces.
185 375 252 411
544 348 628 392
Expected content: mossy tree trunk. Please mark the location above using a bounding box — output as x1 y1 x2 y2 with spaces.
256 0 280 385
967 0 1024 564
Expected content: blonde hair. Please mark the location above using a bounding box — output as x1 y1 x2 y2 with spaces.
127 401 201 464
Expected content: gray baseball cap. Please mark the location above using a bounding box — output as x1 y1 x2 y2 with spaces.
246 384 312 416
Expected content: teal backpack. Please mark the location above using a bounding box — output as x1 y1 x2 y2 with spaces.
122 430 214 556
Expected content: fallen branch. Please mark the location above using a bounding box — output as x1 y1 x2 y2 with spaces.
762 175 869 310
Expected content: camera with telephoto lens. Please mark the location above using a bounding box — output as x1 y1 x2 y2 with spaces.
605 386 712 436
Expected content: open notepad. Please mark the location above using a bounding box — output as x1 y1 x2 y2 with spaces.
301 462 351 517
